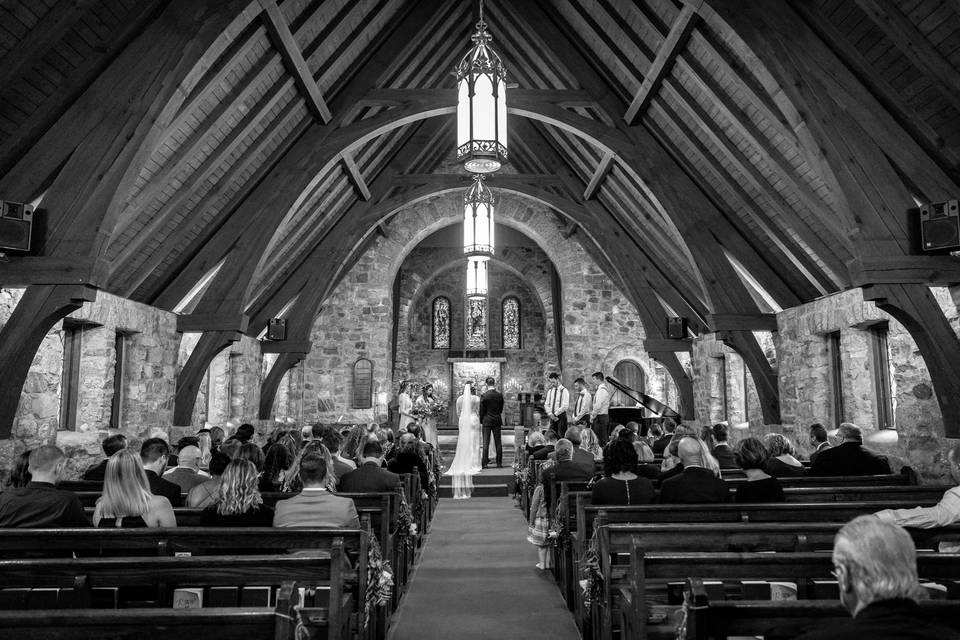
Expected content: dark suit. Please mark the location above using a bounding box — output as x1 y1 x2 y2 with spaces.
809 442 831 465
0 482 90 528
338 461 401 493
795 598 960 640
541 460 593 519
808 441 891 477
549 447 596 476
82 459 108 481
651 433 672 456
531 444 555 461
711 443 739 469
659 466 728 504
479 388 505 467
145 469 183 506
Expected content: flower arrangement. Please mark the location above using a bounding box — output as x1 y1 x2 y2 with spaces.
413 400 446 420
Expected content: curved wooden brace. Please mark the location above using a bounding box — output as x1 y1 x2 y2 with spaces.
258 352 305 420
0 284 97 438
173 330 241 427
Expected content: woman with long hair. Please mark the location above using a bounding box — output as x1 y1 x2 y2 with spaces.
397 380 416 433
288 441 339 492
579 427 603 461
262 442 297 493
415 383 440 449
199 459 274 526
341 424 368 466
94 450 176 528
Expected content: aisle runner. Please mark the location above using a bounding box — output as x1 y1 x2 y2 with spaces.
387 497 580 640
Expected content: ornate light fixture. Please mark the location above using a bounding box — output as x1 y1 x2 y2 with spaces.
463 174 495 257
466 256 488 299
456 1 508 174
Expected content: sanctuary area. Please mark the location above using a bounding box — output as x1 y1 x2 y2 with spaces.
1 1 960 639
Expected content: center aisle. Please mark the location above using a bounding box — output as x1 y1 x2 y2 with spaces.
387 497 580 640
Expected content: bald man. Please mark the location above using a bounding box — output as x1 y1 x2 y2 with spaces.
808 422 891 476
0 446 90 528
796 516 960 639
876 443 960 534
658 437 728 503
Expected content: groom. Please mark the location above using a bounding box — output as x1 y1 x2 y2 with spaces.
479 376 505 468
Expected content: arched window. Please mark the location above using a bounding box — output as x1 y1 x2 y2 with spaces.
352 358 373 409
432 297 451 349
612 360 645 407
502 296 521 349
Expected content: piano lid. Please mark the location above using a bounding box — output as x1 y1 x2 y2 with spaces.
605 375 682 420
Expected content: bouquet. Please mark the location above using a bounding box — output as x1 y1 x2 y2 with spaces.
413 400 446 420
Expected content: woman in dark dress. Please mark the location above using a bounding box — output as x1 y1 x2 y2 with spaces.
95 449 176 527
592 439 655 505
199 459 274 526
734 437 785 503
762 433 806 477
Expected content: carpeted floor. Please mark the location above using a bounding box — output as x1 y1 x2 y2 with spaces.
386 497 580 640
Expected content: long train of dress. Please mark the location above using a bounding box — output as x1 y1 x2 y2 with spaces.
444 385 482 499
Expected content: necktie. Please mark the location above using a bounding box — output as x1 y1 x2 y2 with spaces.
552 389 558 414
575 393 582 415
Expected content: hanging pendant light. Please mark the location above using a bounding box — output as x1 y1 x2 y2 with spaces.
456 0 508 174
463 174 495 257
466 256 489 299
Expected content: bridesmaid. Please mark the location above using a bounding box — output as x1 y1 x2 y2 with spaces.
416 383 440 449
397 380 416 433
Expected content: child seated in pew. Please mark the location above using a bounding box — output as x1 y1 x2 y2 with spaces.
527 460 555 570
94 450 176 528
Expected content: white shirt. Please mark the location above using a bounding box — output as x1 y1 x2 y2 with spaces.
545 385 569 418
591 382 611 418
875 486 960 529
573 389 593 422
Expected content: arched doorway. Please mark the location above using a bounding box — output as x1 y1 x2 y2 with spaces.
611 360 645 407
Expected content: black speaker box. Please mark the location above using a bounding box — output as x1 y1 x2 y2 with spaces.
919 200 960 253
666 317 688 339
267 318 287 341
0 201 33 252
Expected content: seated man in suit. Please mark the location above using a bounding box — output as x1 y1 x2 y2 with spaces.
274 453 360 528
550 427 597 475
339 440 402 493
710 423 739 469
541 439 594 519
0 445 90 528
82 434 127 481
651 418 675 455
140 438 183 507
659 437 728 503
797 516 960 640
162 445 209 493
532 429 559 461
808 423 832 464
808 422 891 477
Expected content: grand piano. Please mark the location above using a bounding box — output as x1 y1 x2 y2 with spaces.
606 375 681 436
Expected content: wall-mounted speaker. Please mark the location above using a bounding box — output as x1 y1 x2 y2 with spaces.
0 201 34 251
666 316 688 339
267 318 287 341
920 200 960 252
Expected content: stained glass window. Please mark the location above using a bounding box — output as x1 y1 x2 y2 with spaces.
432 297 451 349
502 296 520 349
466 298 488 350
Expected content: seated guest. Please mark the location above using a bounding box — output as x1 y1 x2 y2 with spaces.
82 434 127 481
710 423 739 469
733 437 784 503
293 442 339 492
187 452 230 508
237 442 265 471
875 443 960 531
809 422 891 477
541 439 594 518
209 426 225 451
525 430 547 457
219 436 242 460
235 423 255 444
94 450 176 528
651 418 675 455
197 431 212 468
388 433 429 490
633 440 661 480
5 450 31 488
532 430 559 461
809 422 831 463
168 436 200 468
341 440 402 493
647 423 663 444
659 437 728 504
273 453 360 528
699 424 717 451
659 425 698 482
592 439 655 505
301 424 314 443
796 516 960 640
199 460 273 526
763 433 806 477
261 443 297 493
341 424 368 465
317 425 353 481
140 438 183 507
550 427 596 475
162 445 208 493
0 445 89 527
633 438 655 464
607 424 624 444
579 426 603 461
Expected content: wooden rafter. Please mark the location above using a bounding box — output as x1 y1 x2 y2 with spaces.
582 152 614 200
258 0 331 123
624 3 698 124
342 154 372 201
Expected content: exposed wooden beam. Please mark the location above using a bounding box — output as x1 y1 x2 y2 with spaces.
0 257 109 288
258 351 304 419
260 340 313 354
342 154 371 201
176 312 250 334
643 338 693 352
707 313 778 332
850 255 960 287
624 4 698 124
582 152 614 200
258 0 331 123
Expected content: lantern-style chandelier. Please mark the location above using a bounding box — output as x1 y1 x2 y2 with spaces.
466 256 489 300
456 1 508 174
463 174 495 258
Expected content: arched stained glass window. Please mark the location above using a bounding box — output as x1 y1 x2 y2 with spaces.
502 296 520 349
432 297 451 349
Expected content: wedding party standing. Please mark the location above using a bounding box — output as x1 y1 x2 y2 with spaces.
397 380 416 433
479 377 504 468
415 383 441 449
446 381 482 499
544 372 569 437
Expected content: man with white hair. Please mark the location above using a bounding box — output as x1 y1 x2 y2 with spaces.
808 422 891 476
796 516 959 639
162 445 209 492
540 439 593 519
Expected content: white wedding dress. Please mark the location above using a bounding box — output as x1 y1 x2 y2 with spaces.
445 383 482 499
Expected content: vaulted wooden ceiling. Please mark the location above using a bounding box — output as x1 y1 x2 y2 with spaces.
2 0 960 431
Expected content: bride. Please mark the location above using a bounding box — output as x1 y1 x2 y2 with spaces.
445 381 482 499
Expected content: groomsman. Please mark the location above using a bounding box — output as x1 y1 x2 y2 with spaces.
571 377 593 427
544 372 569 437
590 371 611 442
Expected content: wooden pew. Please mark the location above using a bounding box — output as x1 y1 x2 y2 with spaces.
679 578 960 640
